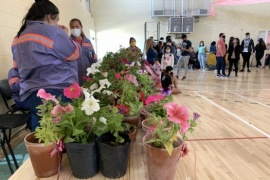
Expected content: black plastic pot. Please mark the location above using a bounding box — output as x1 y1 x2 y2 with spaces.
65 141 99 179
96 133 131 179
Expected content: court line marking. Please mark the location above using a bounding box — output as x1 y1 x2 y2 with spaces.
192 89 270 93
194 92 270 138
187 136 267 142
229 91 270 109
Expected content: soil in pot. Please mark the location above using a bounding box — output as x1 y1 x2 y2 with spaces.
24 132 60 178
97 133 131 179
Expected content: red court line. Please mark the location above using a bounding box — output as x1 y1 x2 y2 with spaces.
187 136 268 141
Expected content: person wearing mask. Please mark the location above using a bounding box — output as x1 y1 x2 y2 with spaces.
69 18 97 86
255 38 266 68
176 34 192 80
227 38 241 77
126 37 143 63
240 32 255 72
161 45 174 70
11 0 81 131
145 38 157 65
198 41 207 71
216 33 227 77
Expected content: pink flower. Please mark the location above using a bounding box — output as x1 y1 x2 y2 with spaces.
37 89 59 104
181 142 189 158
64 103 74 112
53 117 61 124
115 73 122 80
50 104 65 117
145 94 164 105
163 102 190 133
146 125 157 135
124 74 138 86
64 83 81 99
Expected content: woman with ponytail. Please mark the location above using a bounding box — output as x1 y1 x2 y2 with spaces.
69 18 97 86
12 0 81 131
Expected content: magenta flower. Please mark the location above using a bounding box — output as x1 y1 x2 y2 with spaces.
145 94 164 105
163 102 190 134
37 89 59 104
115 73 122 80
124 74 138 86
64 83 81 99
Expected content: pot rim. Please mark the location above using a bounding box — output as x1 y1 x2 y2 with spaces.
24 132 54 147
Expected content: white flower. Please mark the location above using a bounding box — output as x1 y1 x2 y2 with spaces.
102 90 113 95
102 72 108 77
90 83 98 90
81 90 100 115
99 79 111 88
136 61 141 66
99 117 107 124
86 63 100 76
91 85 105 95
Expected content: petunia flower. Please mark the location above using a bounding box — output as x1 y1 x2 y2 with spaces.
51 104 65 117
99 117 107 124
81 90 100 115
90 83 99 91
102 90 113 96
63 83 81 99
163 102 190 134
63 103 74 112
124 74 138 86
102 71 108 77
116 104 130 115
37 89 59 104
86 63 100 76
99 79 111 88
145 94 164 105
115 73 122 80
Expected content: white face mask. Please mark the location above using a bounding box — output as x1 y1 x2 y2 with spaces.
71 28 81 38
166 50 170 53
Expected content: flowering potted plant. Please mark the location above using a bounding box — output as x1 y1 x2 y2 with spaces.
142 102 200 180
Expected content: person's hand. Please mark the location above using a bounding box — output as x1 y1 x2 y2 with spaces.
58 25 69 35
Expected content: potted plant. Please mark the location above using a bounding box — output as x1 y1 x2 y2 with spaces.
24 89 69 178
122 122 137 145
142 102 200 180
96 106 131 179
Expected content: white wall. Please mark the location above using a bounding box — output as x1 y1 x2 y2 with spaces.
91 0 270 58
0 0 95 113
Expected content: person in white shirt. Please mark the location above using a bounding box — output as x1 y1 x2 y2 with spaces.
161 45 174 70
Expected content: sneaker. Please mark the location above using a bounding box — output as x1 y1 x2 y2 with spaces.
247 69 251 72
222 74 227 77
239 69 244 72
182 76 186 80
227 74 230 77
235 74 238 77
217 74 221 77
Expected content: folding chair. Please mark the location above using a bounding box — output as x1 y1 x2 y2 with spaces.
0 114 30 174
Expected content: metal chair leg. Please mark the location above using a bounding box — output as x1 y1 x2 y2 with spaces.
2 129 19 169
0 136 14 174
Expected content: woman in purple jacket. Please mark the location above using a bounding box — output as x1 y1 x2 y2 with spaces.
69 18 97 86
11 0 81 131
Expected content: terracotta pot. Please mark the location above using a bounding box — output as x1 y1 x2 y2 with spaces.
142 119 152 132
142 134 183 180
123 114 140 127
24 132 60 178
128 126 137 145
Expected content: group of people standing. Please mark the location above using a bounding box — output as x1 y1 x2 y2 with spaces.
215 32 266 77
8 0 96 131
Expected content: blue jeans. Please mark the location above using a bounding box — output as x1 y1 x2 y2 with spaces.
198 53 205 69
216 56 226 75
23 89 71 132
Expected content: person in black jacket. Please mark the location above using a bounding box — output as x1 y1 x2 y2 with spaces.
227 38 241 77
255 38 266 68
240 32 255 72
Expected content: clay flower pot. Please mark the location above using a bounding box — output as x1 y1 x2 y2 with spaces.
24 132 60 178
142 119 153 132
123 114 140 127
142 133 183 180
127 126 137 145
